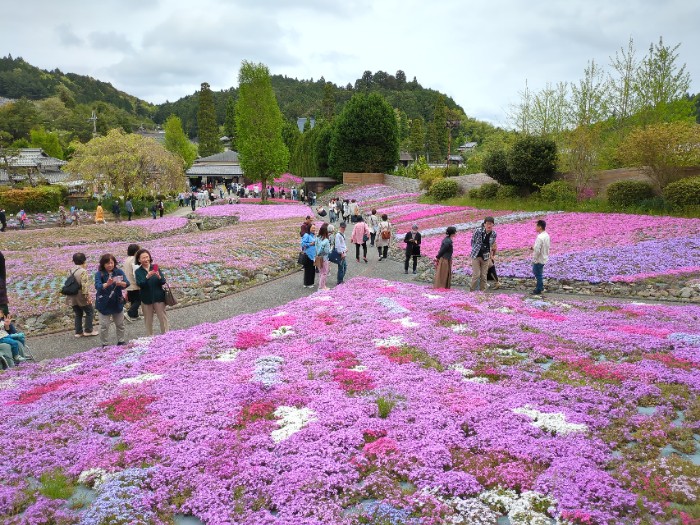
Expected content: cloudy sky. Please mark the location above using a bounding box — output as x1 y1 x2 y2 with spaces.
2 0 699 125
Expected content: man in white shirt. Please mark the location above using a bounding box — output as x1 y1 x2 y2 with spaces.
335 222 348 285
530 219 550 296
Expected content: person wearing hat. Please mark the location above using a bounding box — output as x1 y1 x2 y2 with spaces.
403 224 422 274
470 216 497 291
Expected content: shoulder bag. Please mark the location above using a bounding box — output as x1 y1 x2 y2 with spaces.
164 283 177 306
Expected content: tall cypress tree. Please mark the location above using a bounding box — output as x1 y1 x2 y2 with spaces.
197 82 221 157
224 95 237 151
236 61 289 202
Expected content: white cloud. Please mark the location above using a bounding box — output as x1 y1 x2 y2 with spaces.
1 0 698 125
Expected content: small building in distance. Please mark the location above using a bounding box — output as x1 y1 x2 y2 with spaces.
458 142 478 153
297 117 316 132
186 150 244 188
0 148 69 185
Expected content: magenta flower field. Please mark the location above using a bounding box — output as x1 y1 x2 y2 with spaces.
1 278 698 524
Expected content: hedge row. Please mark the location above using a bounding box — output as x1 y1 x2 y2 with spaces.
0 186 68 213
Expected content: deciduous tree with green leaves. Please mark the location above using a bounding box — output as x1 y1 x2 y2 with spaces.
235 61 289 201
64 129 186 197
164 115 197 169
328 92 399 180
618 121 700 190
197 82 222 157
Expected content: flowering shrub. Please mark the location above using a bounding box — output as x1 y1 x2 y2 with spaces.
0 278 698 523
195 203 313 222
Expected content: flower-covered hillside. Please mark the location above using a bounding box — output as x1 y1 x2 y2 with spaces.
1 278 698 524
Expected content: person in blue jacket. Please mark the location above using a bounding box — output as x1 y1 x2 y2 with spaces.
301 224 317 288
94 253 129 346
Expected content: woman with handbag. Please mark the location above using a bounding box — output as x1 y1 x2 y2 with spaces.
94 253 129 346
301 224 317 289
134 249 170 336
350 217 371 263
315 223 331 290
376 214 392 261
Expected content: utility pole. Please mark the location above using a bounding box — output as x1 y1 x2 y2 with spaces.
88 111 98 136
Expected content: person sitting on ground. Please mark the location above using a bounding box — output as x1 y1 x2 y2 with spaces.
0 313 28 363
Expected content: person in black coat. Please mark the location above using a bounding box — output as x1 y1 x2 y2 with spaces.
403 224 422 274
0 209 6 232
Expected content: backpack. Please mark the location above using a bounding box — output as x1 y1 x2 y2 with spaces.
60 269 81 296
381 223 391 240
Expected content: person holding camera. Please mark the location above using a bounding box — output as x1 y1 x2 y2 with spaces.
94 253 129 346
134 249 169 336
67 252 99 338
403 224 422 274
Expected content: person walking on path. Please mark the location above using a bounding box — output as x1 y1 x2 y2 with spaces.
368 209 380 246
94 253 129 347
59 206 67 227
351 217 371 263
190 191 197 211
112 200 121 223
376 214 392 261
530 219 550 296
95 204 106 224
0 209 6 232
315 223 331 290
434 226 457 289
470 216 497 291
18 209 27 229
123 244 142 322
335 222 348 285
66 252 99 338
158 199 165 218
134 249 170 336
403 224 422 274
125 198 135 221
301 224 317 288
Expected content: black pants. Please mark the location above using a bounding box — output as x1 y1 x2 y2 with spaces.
378 246 388 258
127 289 141 319
405 254 418 272
191 201 196 211
303 257 316 286
487 264 498 282
127 211 132 221
73 304 94 334
370 232 376 246
355 243 367 260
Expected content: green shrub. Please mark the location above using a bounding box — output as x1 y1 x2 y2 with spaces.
444 165 461 178
538 180 577 204
468 187 480 198
606 180 655 208
0 185 67 213
430 178 460 200
508 135 557 187
419 167 445 192
496 184 519 199
483 148 512 185
663 176 700 209
468 182 499 200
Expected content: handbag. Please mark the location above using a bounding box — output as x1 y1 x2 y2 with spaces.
328 248 341 264
362 233 369 243
314 255 324 269
297 252 307 265
164 283 177 307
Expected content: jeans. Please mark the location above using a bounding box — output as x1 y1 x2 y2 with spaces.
337 256 347 284
127 290 141 319
533 263 545 293
73 304 94 335
370 232 376 246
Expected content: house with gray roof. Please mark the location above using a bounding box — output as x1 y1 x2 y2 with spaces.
0 148 69 184
186 150 244 187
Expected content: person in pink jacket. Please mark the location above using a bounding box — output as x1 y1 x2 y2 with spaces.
350 217 371 263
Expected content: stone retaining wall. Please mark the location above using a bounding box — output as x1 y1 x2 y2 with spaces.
383 174 421 193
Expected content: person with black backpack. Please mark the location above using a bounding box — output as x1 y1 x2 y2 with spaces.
64 253 99 338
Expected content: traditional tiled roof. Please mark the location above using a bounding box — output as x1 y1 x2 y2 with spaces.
186 164 243 176
4 148 66 169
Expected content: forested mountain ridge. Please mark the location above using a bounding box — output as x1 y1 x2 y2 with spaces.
0 55 154 117
155 71 466 138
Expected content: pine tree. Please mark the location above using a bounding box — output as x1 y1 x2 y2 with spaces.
408 117 425 159
197 82 222 157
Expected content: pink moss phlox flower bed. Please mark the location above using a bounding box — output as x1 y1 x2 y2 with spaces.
195 204 313 222
1 278 698 523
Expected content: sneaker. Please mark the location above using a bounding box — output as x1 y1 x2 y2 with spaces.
493 282 501 289
84 331 99 337
413 270 417 275
404 270 409 274
15 356 29 362
74 333 83 338
356 258 360 262
363 258 368 263
117 341 127 346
